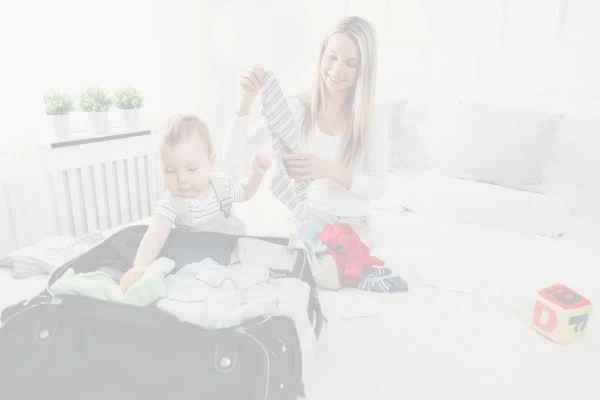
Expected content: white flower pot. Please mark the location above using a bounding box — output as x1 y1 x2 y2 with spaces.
87 111 109 134
50 114 70 138
120 108 141 132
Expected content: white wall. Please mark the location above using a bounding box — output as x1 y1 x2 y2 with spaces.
203 0 600 218
0 0 216 147
355 0 600 221
206 0 349 169
4 0 598 145
205 0 600 107
2 0 599 251
204 0 600 132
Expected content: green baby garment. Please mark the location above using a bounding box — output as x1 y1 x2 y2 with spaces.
50 258 175 306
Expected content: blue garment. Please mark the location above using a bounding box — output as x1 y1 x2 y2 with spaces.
296 219 328 254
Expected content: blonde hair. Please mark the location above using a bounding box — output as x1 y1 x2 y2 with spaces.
160 114 214 155
301 16 378 168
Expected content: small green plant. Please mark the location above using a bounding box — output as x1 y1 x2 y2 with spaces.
43 89 75 115
114 87 144 109
79 86 112 112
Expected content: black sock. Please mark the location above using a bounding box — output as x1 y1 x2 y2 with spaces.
356 275 408 293
362 266 392 279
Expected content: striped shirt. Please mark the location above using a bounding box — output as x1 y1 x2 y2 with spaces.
156 174 245 232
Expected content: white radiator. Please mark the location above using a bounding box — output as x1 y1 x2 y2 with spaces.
0 133 163 255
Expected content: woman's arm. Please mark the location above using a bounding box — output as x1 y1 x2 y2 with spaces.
284 110 389 199
222 67 271 164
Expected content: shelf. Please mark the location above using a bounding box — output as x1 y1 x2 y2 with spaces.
49 128 152 149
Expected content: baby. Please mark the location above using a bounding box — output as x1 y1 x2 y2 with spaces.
120 115 270 292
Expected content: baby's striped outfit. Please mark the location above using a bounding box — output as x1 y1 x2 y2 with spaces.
261 71 309 221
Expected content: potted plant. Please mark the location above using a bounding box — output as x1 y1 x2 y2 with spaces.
44 89 75 138
80 86 112 134
114 87 144 132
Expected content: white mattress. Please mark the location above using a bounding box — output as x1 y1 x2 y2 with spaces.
309 209 600 400
371 209 600 301
1 211 599 400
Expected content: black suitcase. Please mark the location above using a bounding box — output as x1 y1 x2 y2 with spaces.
0 226 322 400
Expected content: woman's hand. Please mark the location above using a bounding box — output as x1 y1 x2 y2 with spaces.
283 154 334 181
240 65 265 95
284 153 354 189
236 65 266 116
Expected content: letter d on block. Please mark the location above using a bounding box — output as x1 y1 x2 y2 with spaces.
532 301 557 333
533 284 592 343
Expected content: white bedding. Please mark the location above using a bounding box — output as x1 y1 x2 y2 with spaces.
371 210 600 301
396 170 570 236
1 210 599 400
309 210 600 400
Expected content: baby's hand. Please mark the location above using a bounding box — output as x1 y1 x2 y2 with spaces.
253 153 272 176
119 266 146 293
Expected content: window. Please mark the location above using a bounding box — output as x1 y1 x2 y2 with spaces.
0 0 162 147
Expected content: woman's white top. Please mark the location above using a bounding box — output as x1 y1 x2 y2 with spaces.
223 98 388 217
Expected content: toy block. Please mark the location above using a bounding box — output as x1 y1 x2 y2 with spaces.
532 284 593 344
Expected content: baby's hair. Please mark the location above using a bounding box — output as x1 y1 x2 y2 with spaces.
160 114 214 155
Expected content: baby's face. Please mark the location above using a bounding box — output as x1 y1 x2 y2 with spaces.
161 133 215 198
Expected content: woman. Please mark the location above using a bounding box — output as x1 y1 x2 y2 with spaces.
223 16 388 289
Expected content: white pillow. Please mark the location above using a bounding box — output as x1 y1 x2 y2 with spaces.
546 135 600 221
441 101 564 192
416 121 454 169
372 168 419 211
385 98 409 170
386 99 437 171
395 121 432 170
398 170 570 237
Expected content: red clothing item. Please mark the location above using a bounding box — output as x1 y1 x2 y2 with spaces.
317 223 385 285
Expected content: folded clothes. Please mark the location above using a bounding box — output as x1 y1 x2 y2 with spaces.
166 258 271 302
157 276 316 389
0 231 104 278
196 264 269 289
287 234 320 279
230 238 298 272
175 258 220 279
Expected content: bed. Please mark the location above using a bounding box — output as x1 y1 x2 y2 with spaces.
1 203 598 400
314 206 600 400
1 104 599 398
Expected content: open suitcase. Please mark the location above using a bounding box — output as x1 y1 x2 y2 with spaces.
0 225 322 400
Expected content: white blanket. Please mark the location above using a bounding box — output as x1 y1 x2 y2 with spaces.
0 231 104 278
307 210 600 400
2 212 599 400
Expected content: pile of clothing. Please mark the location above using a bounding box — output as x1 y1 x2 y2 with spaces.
49 236 318 385
47 221 407 389
298 220 408 293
